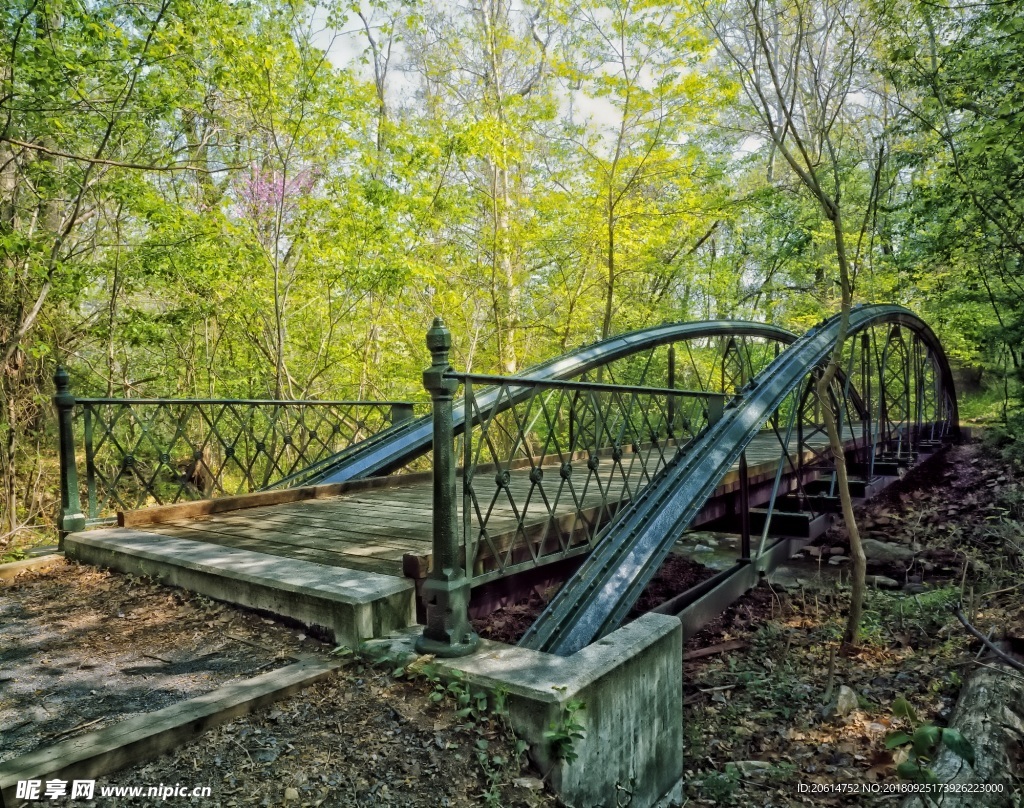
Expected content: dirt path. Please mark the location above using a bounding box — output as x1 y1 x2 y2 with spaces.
1 564 554 807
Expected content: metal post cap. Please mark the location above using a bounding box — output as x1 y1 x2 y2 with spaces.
426 317 451 354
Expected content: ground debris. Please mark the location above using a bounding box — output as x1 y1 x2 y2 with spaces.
683 442 1024 805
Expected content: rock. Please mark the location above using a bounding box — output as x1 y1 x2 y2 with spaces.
693 544 716 553
821 685 860 719
836 685 859 716
869 575 901 590
767 568 804 589
829 546 846 556
903 583 928 594
284 787 299 802
806 546 823 558
828 555 850 565
862 539 914 563
513 777 545 791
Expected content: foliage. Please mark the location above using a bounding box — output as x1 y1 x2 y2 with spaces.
886 696 974 783
3 0 1024 550
0 547 28 563
542 697 586 764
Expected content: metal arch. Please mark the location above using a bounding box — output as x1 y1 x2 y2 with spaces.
285 320 798 486
519 304 958 656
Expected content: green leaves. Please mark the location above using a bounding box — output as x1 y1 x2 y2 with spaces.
939 728 975 766
887 696 975 785
893 696 918 723
543 698 586 764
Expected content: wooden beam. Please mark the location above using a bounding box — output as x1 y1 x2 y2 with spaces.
0 657 343 806
117 471 432 527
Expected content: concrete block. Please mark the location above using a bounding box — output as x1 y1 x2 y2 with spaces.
65 529 415 646
370 614 683 808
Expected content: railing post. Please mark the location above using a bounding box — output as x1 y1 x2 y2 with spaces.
707 394 724 426
861 332 871 463
739 450 751 562
667 345 676 438
416 318 480 658
54 367 86 546
390 402 415 425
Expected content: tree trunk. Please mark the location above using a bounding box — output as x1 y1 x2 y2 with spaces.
902 664 1024 808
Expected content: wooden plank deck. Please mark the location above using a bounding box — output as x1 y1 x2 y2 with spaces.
137 428 862 579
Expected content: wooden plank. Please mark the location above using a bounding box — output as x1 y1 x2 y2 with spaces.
147 522 426 554
198 510 432 535
145 530 403 575
682 640 747 661
175 516 434 545
0 554 64 582
117 470 433 527
0 658 342 806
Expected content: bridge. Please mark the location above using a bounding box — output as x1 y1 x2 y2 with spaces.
43 303 959 807
56 303 957 659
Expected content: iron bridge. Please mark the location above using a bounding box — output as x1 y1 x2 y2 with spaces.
56 305 958 657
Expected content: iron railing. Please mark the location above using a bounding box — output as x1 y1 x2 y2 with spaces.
54 369 417 530
453 371 728 585
412 311 959 657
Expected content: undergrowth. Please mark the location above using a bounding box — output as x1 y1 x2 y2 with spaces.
334 644 533 806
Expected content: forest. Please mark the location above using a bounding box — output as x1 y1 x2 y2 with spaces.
1 0 1022 550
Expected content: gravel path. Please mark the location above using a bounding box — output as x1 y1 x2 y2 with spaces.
1 561 555 807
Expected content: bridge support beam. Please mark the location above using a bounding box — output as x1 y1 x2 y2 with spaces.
416 318 480 658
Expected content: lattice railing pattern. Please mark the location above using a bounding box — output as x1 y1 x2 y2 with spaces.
72 397 414 522
454 373 721 584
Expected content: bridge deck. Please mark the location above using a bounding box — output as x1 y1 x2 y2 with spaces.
130 427 862 579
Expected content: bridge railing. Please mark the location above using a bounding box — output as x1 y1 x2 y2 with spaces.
447 370 728 585
53 368 417 531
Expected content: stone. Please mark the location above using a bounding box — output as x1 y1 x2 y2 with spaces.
836 685 859 716
728 761 773 776
869 575 901 590
693 544 716 553
822 685 860 719
861 539 914 563
284 787 299 801
828 555 850 565
766 568 803 590
513 777 545 791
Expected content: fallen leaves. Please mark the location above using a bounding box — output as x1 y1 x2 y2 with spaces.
683 442 1024 805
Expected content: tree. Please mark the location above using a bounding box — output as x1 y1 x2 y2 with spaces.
879 0 1024 429
555 0 731 338
0 0 252 542
397 0 559 373
705 0 887 645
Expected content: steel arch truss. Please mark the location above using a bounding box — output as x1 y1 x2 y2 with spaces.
520 305 958 656
298 320 798 486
